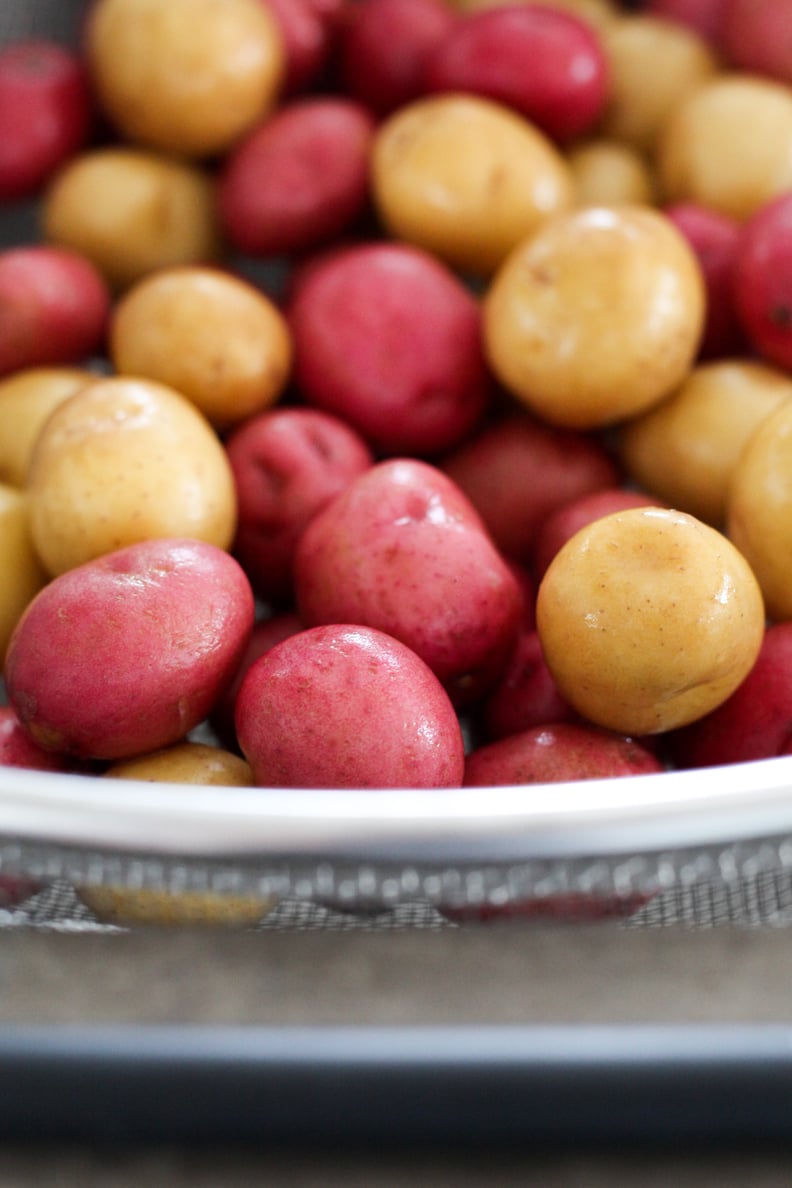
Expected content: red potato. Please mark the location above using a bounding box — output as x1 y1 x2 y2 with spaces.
480 628 577 743
259 0 333 95
210 611 304 752
531 486 659 580
464 722 664 787
440 413 620 562
236 624 465 788
294 458 524 705
721 0 792 86
668 623 792 769
645 0 728 46
733 192 792 372
0 246 110 377
217 98 375 259
335 0 458 116
664 202 747 360
422 4 610 144
4 538 255 761
0 705 79 774
0 40 94 202
226 407 373 604
288 242 492 456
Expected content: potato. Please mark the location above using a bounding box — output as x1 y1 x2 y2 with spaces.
464 723 663 786
4 538 255 761
0 484 48 663
43 148 222 291
619 360 792 527
103 742 255 786
226 408 373 604
27 377 237 578
371 93 574 276
235 624 465 788
0 367 94 487
727 401 792 622
85 0 285 159
536 507 766 735
109 267 293 431
567 139 658 208
287 242 492 456
483 205 705 428
294 459 524 705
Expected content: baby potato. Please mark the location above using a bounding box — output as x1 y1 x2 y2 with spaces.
598 14 718 155
728 401 792 622
110 267 292 431
104 742 255 786
657 75 792 221
483 205 705 428
567 139 658 208
619 360 792 527
371 93 574 276
85 0 284 159
27 376 236 577
0 484 47 663
536 507 765 736
43 148 222 292
0 367 95 487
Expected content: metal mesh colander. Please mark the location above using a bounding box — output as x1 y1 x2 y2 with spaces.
4 0 792 933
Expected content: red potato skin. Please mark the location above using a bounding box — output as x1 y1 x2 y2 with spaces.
733 193 792 371
335 0 458 116
0 246 110 377
235 623 465 788
225 406 374 604
464 722 664 787
258 0 333 96
210 611 304 752
645 0 729 46
218 98 376 259
531 487 660 580
294 458 524 706
288 242 492 456
480 628 577 743
440 413 620 562
721 0 792 85
0 40 93 202
665 202 748 360
422 4 610 144
668 624 792 769
0 705 78 774
4 538 255 761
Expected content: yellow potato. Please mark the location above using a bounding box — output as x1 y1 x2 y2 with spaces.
0 484 48 662
43 148 222 291
483 205 705 428
728 402 792 622
371 94 574 276
536 507 765 735
567 139 658 208
86 0 284 159
110 267 292 431
657 75 792 220
599 15 718 156
0 367 95 487
620 360 792 527
77 742 273 927
27 377 237 577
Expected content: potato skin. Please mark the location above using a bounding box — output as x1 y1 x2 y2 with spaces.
464 723 663 786
235 624 465 788
4 538 255 761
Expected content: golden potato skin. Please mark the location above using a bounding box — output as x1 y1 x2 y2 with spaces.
78 743 272 927
483 205 705 428
619 361 792 527
27 377 237 577
0 484 48 663
110 267 292 431
536 507 765 735
0 368 95 487
568 139 657 208
371 94 574 276
728 402 792 622
43 149 222 292
657 75 792 220
86 0 284 159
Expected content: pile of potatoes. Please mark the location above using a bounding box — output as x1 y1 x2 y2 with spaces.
3 0 792 914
